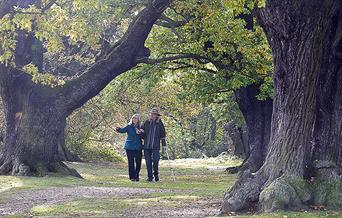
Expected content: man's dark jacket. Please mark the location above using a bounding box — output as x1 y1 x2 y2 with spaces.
141 119 166 150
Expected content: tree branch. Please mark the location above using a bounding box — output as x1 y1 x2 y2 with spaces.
59 0 172 114
0 0 17 18
138 53 212 64
155 14 190 28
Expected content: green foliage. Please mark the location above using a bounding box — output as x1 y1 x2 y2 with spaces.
0 0 275 161
23 63 65 87
73 143 124 163
144 0 274 123
0 0 144 84
66 97 124 162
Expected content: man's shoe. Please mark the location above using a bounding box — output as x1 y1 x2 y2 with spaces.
154 176 159 182
146 178 153 182
135 178 140 182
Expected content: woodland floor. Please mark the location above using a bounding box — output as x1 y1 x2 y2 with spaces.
0 157 341 217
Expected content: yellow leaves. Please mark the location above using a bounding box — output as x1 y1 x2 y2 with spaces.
257 0 266 8
23 64 66 88
0 15 18 64
222 0 254 15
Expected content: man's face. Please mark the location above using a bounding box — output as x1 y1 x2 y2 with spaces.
150 113 158 120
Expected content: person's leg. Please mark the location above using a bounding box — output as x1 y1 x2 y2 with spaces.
144 149 153 181
152 149 160 181
135 150 142 181
126 150 135 180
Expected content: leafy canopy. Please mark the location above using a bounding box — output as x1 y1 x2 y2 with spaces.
0 0 146 85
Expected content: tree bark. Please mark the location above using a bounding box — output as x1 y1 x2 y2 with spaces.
234 84 272 173
0 0 171 177
222 0 342 212
0 68 81 177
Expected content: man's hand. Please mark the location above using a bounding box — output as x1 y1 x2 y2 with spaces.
162 146 167 160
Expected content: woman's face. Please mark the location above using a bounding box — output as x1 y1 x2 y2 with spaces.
132 117 139 125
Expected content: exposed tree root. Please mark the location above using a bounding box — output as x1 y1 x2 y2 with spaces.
225 165 241 174
0 158 82 178
313 165 342 209
49 161 83 178
223 168 342 213
0 159 12 175
222 170 265 212
259 176 311 212
11 159 30 176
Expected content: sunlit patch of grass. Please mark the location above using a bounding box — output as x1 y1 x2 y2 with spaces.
159 155 242 169
30 198 131 217
0 176 23 192
0 175 87 192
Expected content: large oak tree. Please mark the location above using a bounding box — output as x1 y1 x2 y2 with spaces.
0 0 171 177
222 0 342 212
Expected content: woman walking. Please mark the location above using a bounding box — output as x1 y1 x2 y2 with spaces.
116 114 143 181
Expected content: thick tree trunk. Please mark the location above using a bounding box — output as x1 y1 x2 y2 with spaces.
222 0 342 213
235 84 272 173
0 70 81 177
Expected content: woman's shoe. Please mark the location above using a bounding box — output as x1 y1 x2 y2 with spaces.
146 178 153 182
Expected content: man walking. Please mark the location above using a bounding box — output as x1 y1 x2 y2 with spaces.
139 108 167 182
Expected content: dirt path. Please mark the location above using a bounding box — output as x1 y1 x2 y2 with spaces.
0 186 221 217
0 186 172 216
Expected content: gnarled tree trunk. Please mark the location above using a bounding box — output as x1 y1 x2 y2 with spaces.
222 0 342 212
0 69 80 176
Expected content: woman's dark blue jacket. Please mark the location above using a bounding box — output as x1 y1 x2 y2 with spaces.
117 124 143 151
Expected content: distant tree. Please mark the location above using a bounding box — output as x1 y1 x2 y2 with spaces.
139 0 274 171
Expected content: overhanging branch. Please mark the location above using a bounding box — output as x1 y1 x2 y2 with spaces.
59 0 172 114
138 53 211 64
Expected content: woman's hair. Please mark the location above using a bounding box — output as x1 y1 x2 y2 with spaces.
129 114 141 127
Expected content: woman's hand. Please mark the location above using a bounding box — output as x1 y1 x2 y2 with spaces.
136 129 144 134
115 127 120 131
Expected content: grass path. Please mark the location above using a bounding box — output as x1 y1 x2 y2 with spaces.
0 157 341 217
